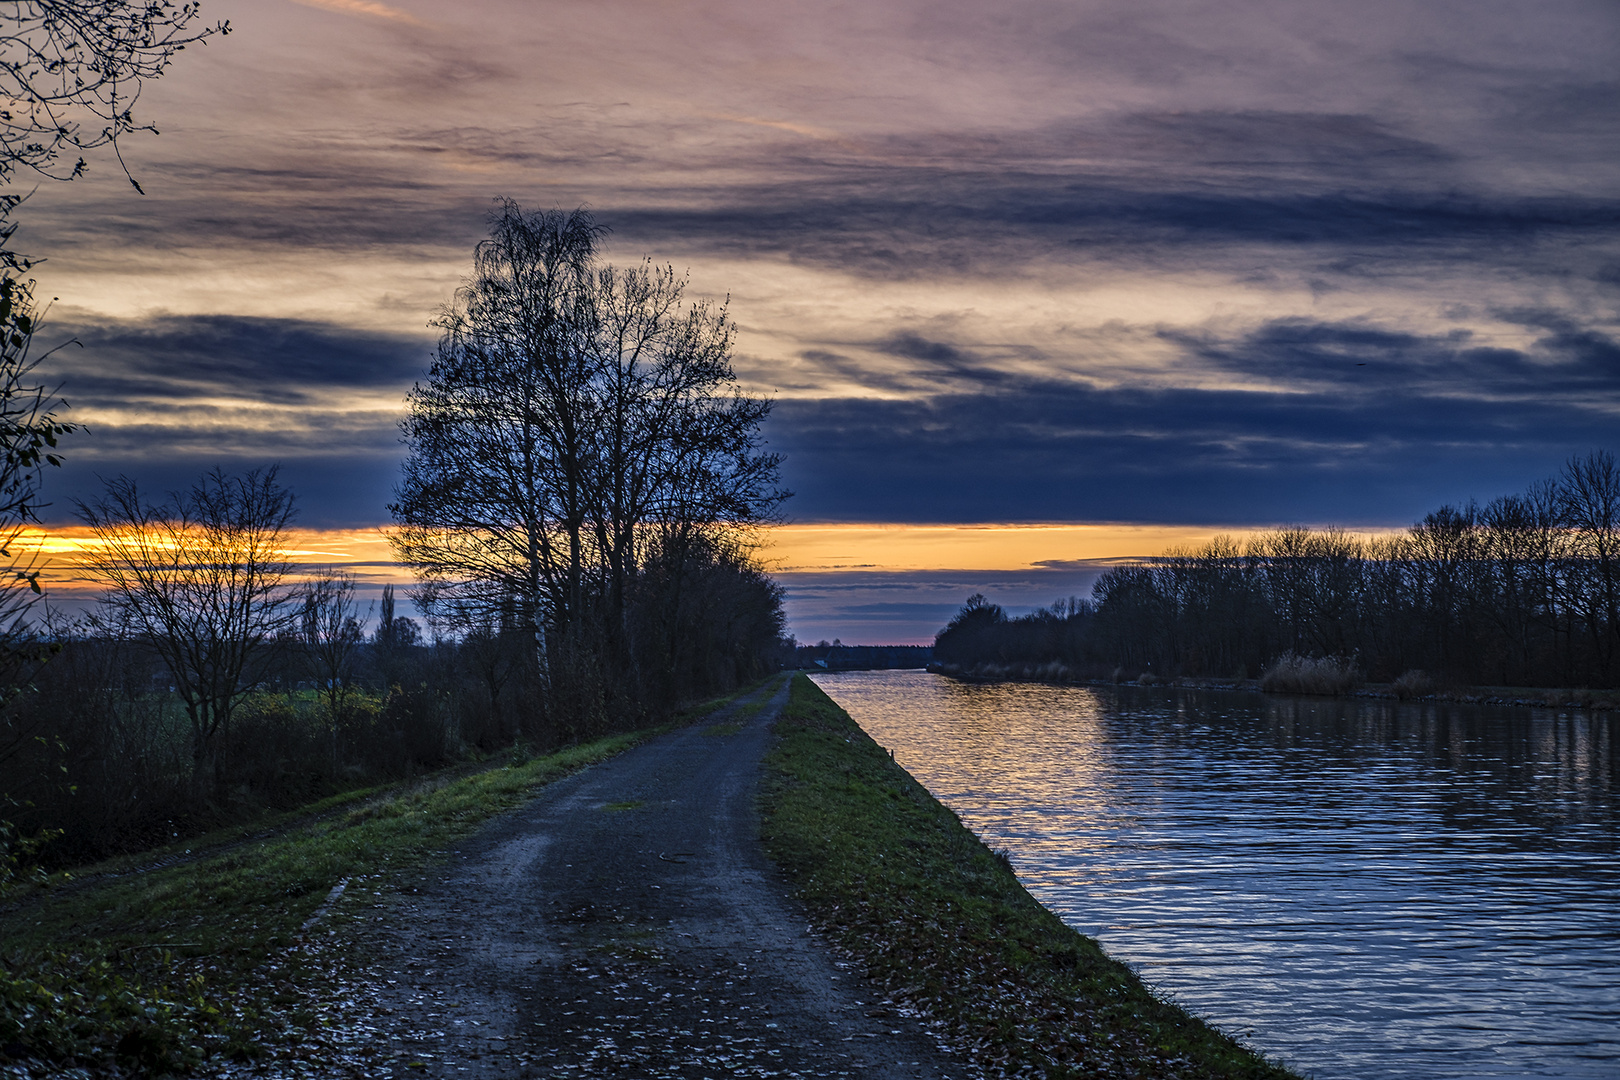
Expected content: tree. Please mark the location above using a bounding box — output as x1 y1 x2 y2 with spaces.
371 582 420 690
300 569 366 768
76 467 296 784
390 201 786 712
1 1 229 190
1558 449 1620 678
391 204 601 653
0 269 72 681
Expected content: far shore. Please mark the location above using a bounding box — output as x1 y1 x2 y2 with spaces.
922 662 1620 712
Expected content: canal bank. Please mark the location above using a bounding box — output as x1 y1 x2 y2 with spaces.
763 675 1298 1079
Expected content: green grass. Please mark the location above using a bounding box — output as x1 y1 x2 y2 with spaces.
760 675 1301 1080
0 729 651 1075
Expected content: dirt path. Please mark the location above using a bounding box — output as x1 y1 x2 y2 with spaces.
355 677 972 1079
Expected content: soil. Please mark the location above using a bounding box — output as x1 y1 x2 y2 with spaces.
353 678 974 1079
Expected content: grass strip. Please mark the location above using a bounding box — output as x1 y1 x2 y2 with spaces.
760 674 1300 1080
0 729 651 1076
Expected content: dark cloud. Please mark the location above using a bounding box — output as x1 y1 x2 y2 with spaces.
50 314 431 404
605 174 1620 283
1171 315 1620 400
26 105 1619 289
30 314 426 528
768 324 1620 527
45 455 403 531
37 309 1617 533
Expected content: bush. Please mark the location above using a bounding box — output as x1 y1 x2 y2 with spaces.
1259 652 1361 696
1391 669 1435 700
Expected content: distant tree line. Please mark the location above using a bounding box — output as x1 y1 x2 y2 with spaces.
796 643 933 671
934 451 1620 690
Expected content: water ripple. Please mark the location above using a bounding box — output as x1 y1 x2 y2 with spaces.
812 671 1619 1080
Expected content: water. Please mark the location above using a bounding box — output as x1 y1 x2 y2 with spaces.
810 670 1620 1080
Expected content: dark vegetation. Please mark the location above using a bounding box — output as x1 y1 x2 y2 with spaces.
0 197 790 1073
3 211 793 872
935 451 1620 693
0 8 794 1074
761 676 1299 1080
0 725 653 1076
794 642 933 670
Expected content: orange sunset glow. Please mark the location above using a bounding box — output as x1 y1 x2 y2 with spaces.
20 522 1270 600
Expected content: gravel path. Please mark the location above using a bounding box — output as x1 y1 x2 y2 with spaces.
356 677 972 1079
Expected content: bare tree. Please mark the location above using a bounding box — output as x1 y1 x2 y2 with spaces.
76 467 296 784
300 569 367 768
1559 449 1620 676
0 1 229 189
390 202 786 710
391 203 601 653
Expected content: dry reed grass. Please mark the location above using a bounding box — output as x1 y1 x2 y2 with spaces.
1259 652 1361 696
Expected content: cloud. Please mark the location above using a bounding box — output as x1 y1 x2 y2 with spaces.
9 0 1614 551
768 319 1620 527
1170 315 1620 402
28 314 426 528
289 0 429 25
51 314 432 404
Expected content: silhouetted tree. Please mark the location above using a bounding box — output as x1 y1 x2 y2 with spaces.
0 1 229 189
371 583 421 689
390 201 786 722
76 467 297 785
1559 450 1620 679
300 569 367 768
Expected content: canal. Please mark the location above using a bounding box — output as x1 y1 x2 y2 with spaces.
810 670 1619 1080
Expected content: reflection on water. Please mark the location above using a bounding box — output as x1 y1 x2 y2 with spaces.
811 671 1619 1080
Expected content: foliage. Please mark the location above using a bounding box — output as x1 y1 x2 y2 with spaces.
299 568 368 767
760 676 1298 1080
1390 669 1435 700
0 267 73 696
0 0 229 188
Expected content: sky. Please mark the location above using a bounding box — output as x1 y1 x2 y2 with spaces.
10 0 1619 643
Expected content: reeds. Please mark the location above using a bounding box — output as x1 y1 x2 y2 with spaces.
1391 669 1436 700
1259 651 1361 696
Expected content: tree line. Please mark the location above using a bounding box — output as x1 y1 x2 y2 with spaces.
934 450 1620 691
2 201 790 868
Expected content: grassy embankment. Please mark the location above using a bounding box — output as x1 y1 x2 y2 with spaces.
0 683 760 1077
761 674 1300 1080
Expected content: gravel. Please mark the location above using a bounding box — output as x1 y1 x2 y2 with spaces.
352 679 973 1079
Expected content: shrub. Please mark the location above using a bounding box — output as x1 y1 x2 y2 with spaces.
1391 669 1435 700
1259 652 1361 696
